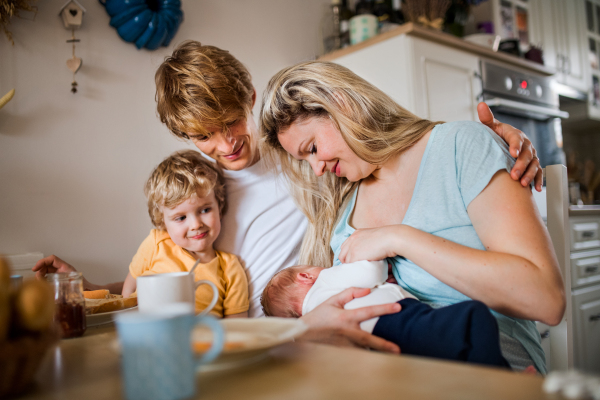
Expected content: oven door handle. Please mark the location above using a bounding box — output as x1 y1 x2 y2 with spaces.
484 98 570 119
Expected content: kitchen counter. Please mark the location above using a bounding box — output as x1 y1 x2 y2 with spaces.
19 324 555 400
319 22 555 76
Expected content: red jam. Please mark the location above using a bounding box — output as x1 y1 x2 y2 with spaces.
56 301 86 338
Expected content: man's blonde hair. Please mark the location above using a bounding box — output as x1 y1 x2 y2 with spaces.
155 40 254 140
259 61 440 268
145 150 227 229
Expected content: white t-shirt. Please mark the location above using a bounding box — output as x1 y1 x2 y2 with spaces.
214 159 307 317
302 260 416 332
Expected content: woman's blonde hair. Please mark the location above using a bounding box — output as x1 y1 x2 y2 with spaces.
145 150 227 229
155 41 254 140
259 61 440 268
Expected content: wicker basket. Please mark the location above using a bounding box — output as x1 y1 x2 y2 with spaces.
0 328 59 398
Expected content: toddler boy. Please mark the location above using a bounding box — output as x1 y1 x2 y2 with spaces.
262 260 509 368
121 150 249 318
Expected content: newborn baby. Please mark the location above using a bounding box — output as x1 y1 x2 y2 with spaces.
261 260 510 368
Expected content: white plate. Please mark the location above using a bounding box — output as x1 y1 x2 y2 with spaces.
86 306 138 327
193 318 307 372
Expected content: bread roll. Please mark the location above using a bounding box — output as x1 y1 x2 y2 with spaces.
14 280 55 332
83 289 110 299
85 298 122 314
122 296 138 309
85 295 137 314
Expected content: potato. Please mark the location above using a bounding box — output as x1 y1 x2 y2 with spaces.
0 257 9 291
14 280 55 332
0 257 10 341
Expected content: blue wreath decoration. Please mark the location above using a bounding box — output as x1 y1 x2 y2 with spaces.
100 0 184 50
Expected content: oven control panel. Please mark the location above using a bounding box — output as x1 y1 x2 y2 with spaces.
481 61 558 107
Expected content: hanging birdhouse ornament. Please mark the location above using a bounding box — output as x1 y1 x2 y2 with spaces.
59 0 86 29
59 0 86 93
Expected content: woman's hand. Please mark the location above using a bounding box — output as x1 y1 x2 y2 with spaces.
299 287 401 353
477 102 542 192
338 226 403 264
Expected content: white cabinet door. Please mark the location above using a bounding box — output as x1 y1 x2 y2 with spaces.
573 284 600 372
410 37 481 122
559 0 587 90
531 0 588 91
332 35 415 114
530 0 560 71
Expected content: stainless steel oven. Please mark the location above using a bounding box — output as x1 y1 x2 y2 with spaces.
481 61 570 168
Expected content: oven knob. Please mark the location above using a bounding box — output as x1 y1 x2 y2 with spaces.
536 85 543 97
505 77 513 90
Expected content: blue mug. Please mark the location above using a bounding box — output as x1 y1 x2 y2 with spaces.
115 303 224 400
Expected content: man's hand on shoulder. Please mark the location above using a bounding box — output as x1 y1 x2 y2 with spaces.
477 102 543 191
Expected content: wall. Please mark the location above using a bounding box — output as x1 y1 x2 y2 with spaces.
0 0 330 283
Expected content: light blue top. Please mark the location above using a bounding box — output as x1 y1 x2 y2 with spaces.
330 121 546 373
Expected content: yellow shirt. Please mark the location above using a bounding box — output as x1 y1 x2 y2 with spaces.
129 229 249 317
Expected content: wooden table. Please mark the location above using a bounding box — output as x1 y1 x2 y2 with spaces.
20 325 556 400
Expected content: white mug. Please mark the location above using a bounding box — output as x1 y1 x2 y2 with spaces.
136 272 218 316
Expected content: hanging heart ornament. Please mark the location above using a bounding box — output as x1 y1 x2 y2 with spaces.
66 57 82 73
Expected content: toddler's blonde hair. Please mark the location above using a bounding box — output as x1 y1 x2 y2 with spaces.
145 150 227 229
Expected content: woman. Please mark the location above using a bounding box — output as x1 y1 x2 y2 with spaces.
259 61 565 373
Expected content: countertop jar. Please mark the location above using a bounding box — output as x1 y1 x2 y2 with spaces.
46 272 86 338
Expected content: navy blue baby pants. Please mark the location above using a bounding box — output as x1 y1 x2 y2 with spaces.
372 298 510 369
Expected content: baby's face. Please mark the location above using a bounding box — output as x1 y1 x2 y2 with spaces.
161 192 221 261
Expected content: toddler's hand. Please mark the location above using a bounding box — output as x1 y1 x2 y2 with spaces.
32 255 77 280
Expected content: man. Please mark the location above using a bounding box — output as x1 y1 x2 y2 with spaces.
35 41 543 352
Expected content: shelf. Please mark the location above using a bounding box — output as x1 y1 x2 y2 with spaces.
318 22 556 76
570 205 600 216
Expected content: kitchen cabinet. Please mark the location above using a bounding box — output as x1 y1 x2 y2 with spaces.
411 39 481 122
530 0 588 92
569 211 600 373
572 284 600 372
570 215 600 251
574 0 600 120
325 35 481 122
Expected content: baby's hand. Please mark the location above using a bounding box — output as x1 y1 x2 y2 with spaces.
386 262 397 284
339 226 404 264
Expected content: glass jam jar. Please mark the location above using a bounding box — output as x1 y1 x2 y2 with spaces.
47 272 86 338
